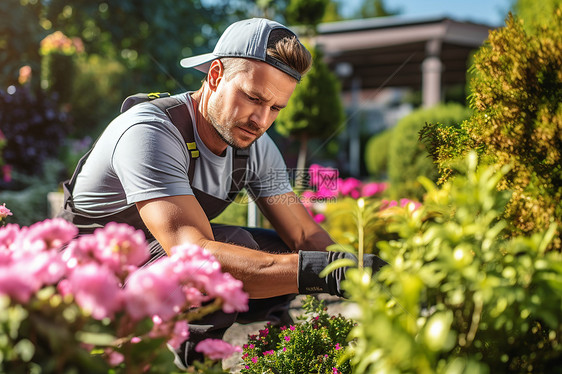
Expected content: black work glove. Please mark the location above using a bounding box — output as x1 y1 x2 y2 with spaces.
297 251 387 297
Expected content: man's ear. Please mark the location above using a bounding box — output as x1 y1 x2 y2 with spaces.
207 59 224 91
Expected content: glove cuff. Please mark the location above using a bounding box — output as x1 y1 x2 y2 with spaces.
297 251 330 294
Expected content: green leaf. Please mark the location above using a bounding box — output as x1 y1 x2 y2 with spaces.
326 243 356 254
76 331 117 346
319 258 357 278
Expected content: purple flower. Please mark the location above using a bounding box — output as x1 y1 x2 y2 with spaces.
195 339 242 360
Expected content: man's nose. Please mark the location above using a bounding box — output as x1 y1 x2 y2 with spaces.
250 106 271 130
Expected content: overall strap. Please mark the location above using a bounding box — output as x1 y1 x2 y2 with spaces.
149 96 199 182
150 95 249 199
228 148 250 201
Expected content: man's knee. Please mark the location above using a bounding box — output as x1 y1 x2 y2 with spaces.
211 225 260 250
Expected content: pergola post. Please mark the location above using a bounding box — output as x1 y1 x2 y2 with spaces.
422 39 443 108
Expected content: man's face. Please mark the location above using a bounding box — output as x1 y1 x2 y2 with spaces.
206 60 297 150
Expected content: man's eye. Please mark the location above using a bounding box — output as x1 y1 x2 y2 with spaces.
247 95 259 102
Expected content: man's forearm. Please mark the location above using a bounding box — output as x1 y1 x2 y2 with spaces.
201 239 299 299
297 226 334 252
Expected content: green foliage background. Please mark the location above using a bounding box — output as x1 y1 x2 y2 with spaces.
387 103 471 200
275 45 344 141
420 11 562 249
344 154 562 373
364 128 392 179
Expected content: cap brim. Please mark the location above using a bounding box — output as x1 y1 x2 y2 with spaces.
180 52 216 73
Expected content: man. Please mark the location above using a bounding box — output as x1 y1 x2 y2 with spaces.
60 18 385 367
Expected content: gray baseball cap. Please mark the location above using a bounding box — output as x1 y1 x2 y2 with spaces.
180 18 302 81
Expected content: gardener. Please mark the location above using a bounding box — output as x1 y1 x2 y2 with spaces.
59 18 386 367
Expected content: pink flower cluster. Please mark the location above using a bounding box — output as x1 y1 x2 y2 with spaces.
0 203 12 220
302 164 388 223
0 214 248 364
195 339 242 360
40 31 84 56
380 198 422 211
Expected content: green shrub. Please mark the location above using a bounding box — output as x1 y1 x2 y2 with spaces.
387 103 471 200
364 128 393 179
70 54 126 138
344 153 562 373
241 296 354 374
0 159 65 226
420 11 562 250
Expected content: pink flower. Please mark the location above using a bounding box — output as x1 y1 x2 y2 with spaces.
92 223 149 272
2 165 11 183
251 356 258 363
169 244 248 313
339 178 361 197
335 343 341 350
195 339 242 360
284 336 291 342
167 320 190 350
0 261 40 302
0 250 66 302
380 199 398 210
69 262 123 320
62 234 102 269
400 198 422 210
316 185 337 199
333 368 340 374
289 325 295 331
313 213 326 223
123 258 184 321
104 349 124 367
16 219 77 253
361 182 387 197
0 224 21 254
0 203 12 219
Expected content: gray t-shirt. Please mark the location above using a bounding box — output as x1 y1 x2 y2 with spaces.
72 93 292 216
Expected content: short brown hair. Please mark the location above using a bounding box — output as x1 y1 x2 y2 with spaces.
221 29 312 81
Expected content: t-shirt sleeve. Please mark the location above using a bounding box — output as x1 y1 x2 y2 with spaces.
246 134 293 199
112 122 193 204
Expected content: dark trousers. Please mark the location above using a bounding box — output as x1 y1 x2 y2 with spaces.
148 224 296 368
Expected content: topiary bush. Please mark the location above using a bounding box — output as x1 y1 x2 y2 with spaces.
0 86 68 178
387 103 471 200
420 11 562 250
364 128 393 179
343 153 562 373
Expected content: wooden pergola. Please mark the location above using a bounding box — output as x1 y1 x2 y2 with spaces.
314 16 495 107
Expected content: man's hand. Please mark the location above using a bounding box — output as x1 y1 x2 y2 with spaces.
297 251 387 297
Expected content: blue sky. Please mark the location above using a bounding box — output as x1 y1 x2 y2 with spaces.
340 0 514 26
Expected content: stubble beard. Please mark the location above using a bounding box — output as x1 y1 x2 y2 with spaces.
207 98 261 151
